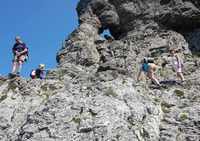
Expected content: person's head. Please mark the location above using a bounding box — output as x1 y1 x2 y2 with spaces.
39 64 45 70
169 48 176 55
15 36 22 43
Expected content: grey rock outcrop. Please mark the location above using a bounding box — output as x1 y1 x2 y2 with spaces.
1 0 200 141
76 0 200 39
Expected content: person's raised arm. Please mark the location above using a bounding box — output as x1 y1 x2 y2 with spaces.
19 46 28 55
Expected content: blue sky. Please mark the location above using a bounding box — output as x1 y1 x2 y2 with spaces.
0 0 79 77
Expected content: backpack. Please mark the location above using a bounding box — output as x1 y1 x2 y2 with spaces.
147 59 154 63
35 69 42 78
142 63 149 72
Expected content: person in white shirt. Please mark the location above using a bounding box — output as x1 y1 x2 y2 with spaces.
169 48 185 82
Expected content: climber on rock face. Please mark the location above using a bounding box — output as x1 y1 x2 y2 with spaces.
11 36 28 76
137 58 161 86
169 48 185 82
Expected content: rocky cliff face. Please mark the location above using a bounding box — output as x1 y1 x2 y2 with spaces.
1 0 200 141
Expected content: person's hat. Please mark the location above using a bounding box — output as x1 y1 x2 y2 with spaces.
39 64 45 69
15 36 21 41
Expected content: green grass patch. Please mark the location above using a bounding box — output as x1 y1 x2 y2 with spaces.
161 101 175 108
161 106 171 113
0 94 7 103
174 89 184 97
178 112 189 121
72 116 81 124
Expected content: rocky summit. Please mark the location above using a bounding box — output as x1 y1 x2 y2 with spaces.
1 0 200 141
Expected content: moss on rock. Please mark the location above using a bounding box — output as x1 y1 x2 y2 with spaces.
174 89 184 97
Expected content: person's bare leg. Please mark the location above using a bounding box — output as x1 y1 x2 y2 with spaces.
177 72 185 81
17 61 23 74
151 75 161 86
12 62 18 74
148 72 160 86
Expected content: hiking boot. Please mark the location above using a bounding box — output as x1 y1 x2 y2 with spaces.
8 73 20 79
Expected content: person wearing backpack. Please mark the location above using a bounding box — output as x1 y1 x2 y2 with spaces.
30 64 46 79
169 48 185 82
11 36 28 76
137 58 161 86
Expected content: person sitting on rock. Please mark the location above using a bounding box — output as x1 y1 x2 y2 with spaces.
137 58 161 86
30 64 46 79
169 48 185 82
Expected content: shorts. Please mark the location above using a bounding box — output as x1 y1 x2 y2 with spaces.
175 67 182 73
13 55 26 63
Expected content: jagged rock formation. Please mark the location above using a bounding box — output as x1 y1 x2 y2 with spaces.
1 0 200 141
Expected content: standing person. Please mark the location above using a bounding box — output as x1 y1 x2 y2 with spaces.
169 48 185 82
30 64 46 79
11 36 28 76
137 58 161 86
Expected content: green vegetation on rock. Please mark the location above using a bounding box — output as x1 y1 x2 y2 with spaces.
178 112 189 121
72 116 81 124
174 89 185 97
0 94 7 103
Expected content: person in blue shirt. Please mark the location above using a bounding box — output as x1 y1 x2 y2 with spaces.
137 58 161 86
